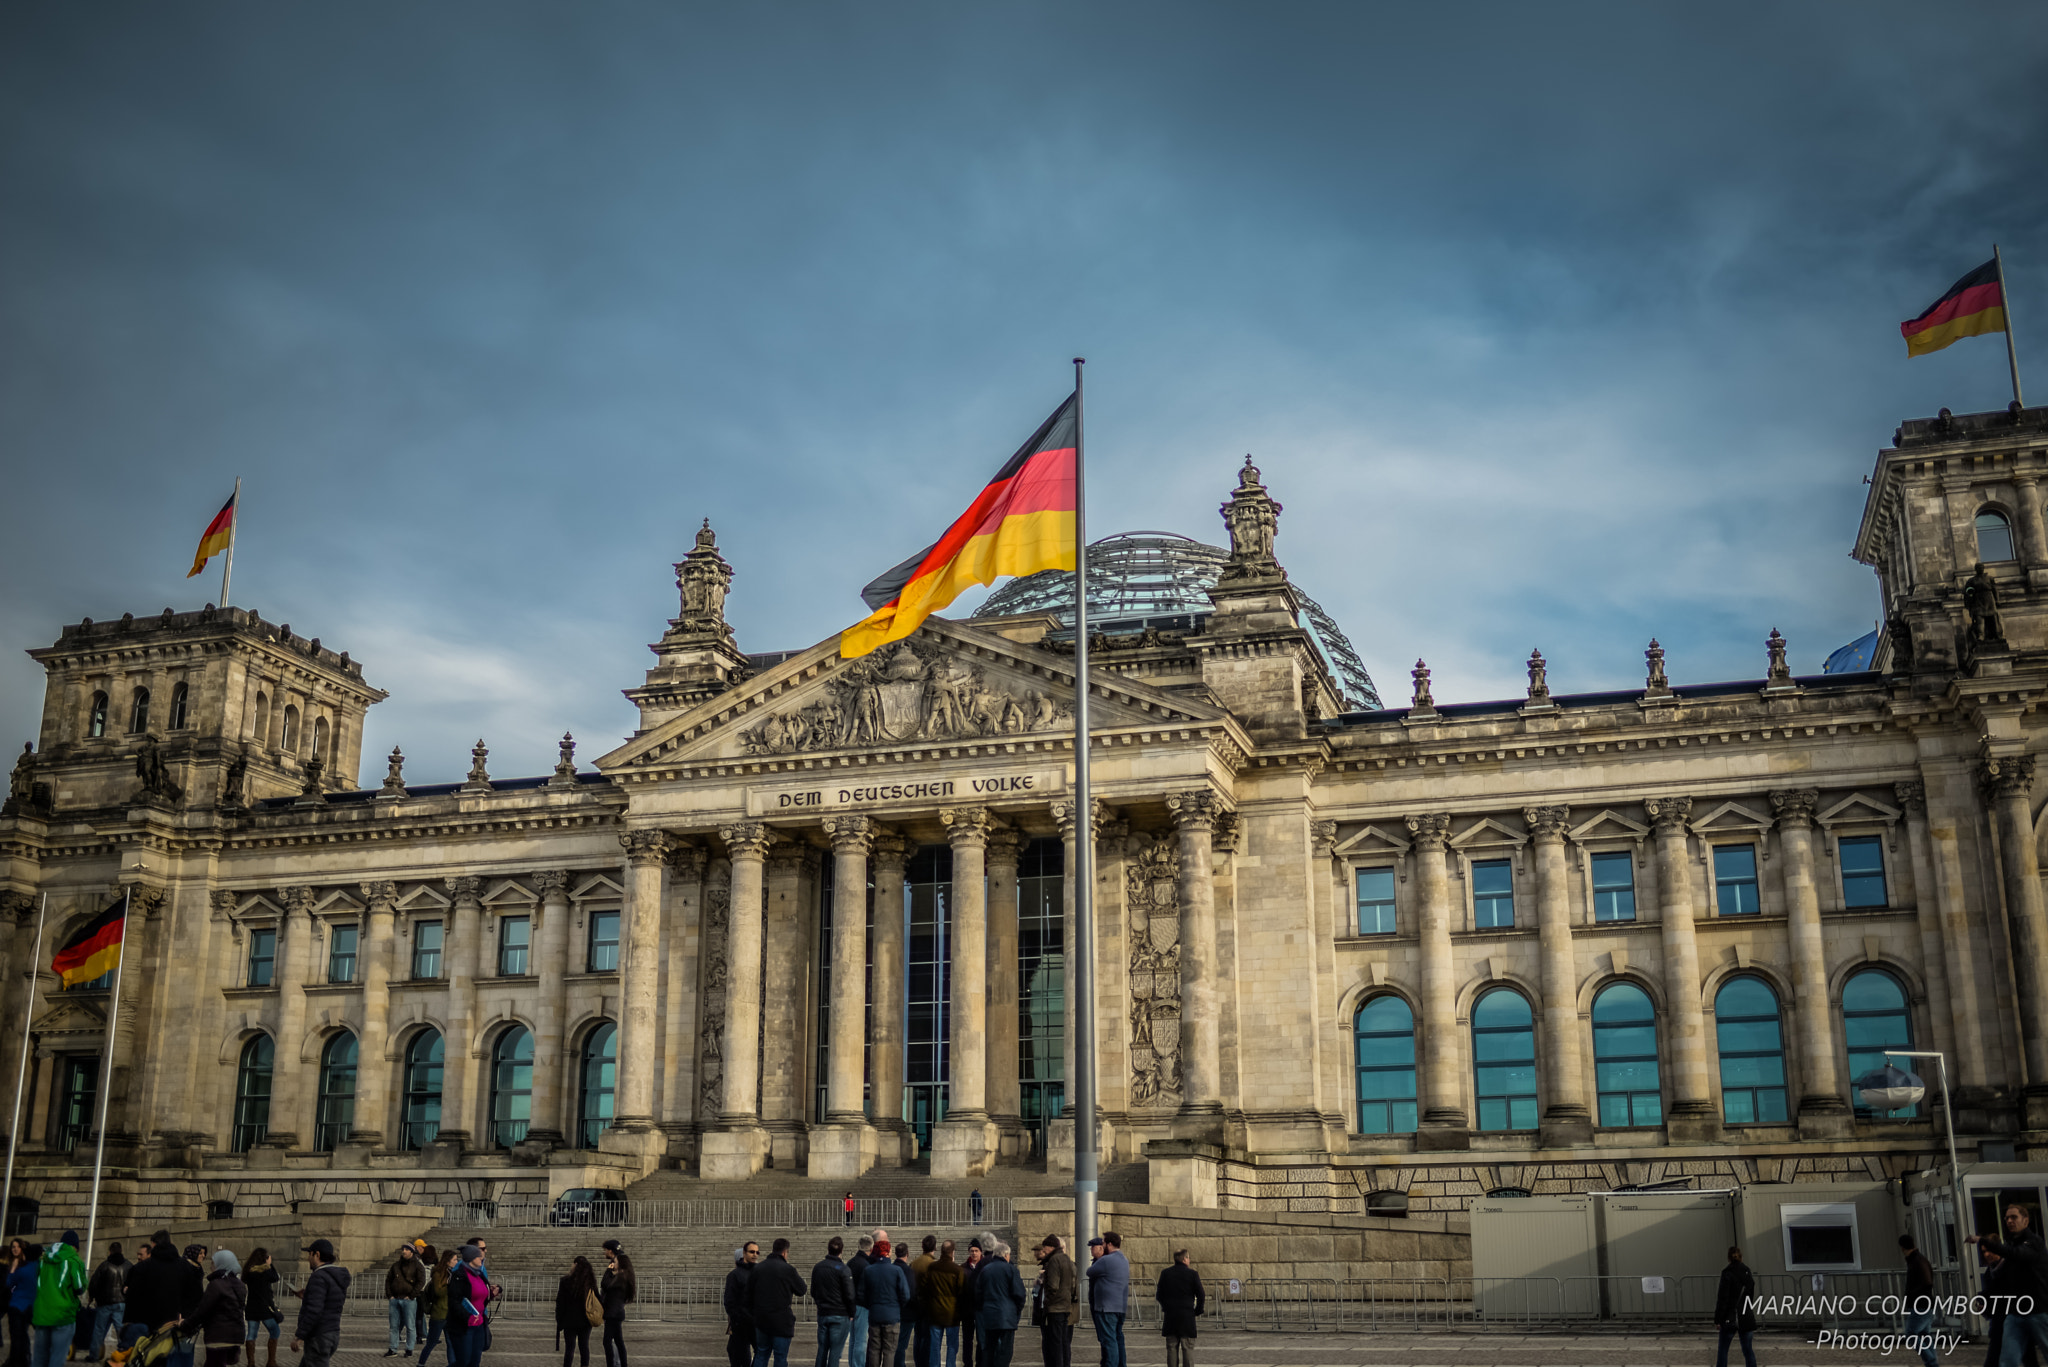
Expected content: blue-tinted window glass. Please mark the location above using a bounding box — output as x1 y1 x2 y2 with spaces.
1715 976 1788 1125
1472 990 1537 1131
401 1029 443 1152
579 1021 617 1148
326 924 358 983
1356 868 1397 935
314 1033 357 1152
490 1026 534 1147
587 911 620 972
232 1035 273 1154
1844 970 1916 1118
412 921 443 979
1714 846 1760 916
1591 851 1636 922
247 928 276 987
1472 860 1515 929
1978 510 2017 563
1592 982 1662 1127
497 915 530 976
1353 996 1417 1135
1839 837 1888 909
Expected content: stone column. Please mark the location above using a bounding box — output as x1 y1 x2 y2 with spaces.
1407 814 1467 1147
1526 807 1591 1145
440 876 482 1149
1984 757 2048 1125
659 846 708 1145
1167 791 1225 1136
350 880 398 1149
1896 781 1978 1090
985 826 1025 1154
1771 789 1851 1135
932 806 997 1178
2015 475 2048 572
610 831 670 1151
526 869 573 1147
1646 797 1715 1140
869 831 910 1160
702 822 770 1178
811 816 876 1179
261 884 316 1152
760 843 814 1159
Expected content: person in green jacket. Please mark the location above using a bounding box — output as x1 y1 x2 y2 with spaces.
29 1232 86 1367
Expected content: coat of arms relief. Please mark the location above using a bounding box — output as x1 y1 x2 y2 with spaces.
736 639 1073 756
1127 835 1184 1108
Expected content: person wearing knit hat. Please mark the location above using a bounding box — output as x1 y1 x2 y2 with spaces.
172 1249 245 1367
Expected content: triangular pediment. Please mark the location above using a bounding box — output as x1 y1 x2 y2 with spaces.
1569 809 1650 844
1690 800 1771 834
597 617 1230 771
1333 823 1411 857
572 874 624 902
396 883 450 912
30 995 108 1038
482 879 536 907
1450 816 1526 849
1818 793 1901 827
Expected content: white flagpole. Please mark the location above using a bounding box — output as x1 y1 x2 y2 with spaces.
82 888 131 1266
1995 246 2025 409
219 477 241 609
1070 357 1098 1256
0 894 49 1239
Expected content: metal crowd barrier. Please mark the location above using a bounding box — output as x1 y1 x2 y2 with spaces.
446 1196 1014 1230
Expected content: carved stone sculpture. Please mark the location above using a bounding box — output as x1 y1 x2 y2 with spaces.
697 865 732 1115
134 734 182 804
673 519 736 637
1964 563 2007 649
1526 650 1550 703
1643 640 1673 697
379 747 407 798
219 757 247 810
464 740 492 792
552 733 577 785
1766 629 1791 683
1126 835 1184 1108
1217 456 1283 581
2 745 50 819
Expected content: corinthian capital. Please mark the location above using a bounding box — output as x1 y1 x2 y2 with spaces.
939 807 995 847
720 822 770 860
1166 790 1221 833
359 880 399 909
871 829 909 872
1523 806 1570 842
1644 796 1692 834
535 869 574 900
277 884 317 917
821 815 876 854
621 829 673 866
1405 813 1451 848
666 845 708 881
444 875 483 905
1982 756 2036 800
1311 819 1338 856
1894 780 1926 815
1769 789 1819 829
986 824 1025 866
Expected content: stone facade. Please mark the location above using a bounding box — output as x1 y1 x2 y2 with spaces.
7 407 2048 1219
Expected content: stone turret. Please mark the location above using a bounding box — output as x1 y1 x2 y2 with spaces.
624 520 751 731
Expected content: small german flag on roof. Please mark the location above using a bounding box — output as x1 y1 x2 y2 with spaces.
1902 258 2007 358
52 898 126 988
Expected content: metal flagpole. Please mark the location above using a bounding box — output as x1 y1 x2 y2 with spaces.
0 894 49 1240
1070 357 1098 1258
82 887 131 1267
1996 245 2025 408
219 477 241 608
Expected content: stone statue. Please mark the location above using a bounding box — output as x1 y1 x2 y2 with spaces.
1965 563 2007 648
672 519 736 636
134 734 182 803
6 745 31 809
220 756 248 809
739 647 1073 756
1218 456 1283 579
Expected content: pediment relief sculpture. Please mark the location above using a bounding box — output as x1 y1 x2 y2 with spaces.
736 639 1073 756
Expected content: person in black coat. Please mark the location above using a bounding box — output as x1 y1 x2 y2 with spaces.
724 1247 758 1367
1153 1252 1203 1367
747 1241 808 1367
554 1256 598 1367
1711 1247 1757 1367
810 1239 856 1367
1973 1205 2048 1367
599 1245 635 1367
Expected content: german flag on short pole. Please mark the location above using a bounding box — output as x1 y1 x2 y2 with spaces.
187 490 236 578
839 394 1078 658
51 898 126 989
1902 257 2008 358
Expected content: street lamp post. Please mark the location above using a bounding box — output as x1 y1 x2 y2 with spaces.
1858 1050 1974 1304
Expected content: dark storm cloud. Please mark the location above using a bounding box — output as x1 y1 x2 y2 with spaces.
4 3 2046 777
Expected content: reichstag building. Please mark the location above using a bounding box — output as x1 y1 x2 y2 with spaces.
4 404 2047 1221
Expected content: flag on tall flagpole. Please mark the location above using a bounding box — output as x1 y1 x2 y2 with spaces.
51 899 126 988
1902 257 2008 358
186 490 238 578
839 394 1078 658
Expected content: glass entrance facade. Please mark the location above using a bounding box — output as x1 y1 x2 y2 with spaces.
1018 837 1065 1155
53 1056 98 1152
905 844 952 1146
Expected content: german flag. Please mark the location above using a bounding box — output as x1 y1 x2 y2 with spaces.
52 899 126 988
840 394 1077 658
1902 258 2008 358
187 490 236 578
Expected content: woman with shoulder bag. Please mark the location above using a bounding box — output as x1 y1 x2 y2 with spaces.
443 1247 492 1367
554 1258 599 1367
598 1245 634 1367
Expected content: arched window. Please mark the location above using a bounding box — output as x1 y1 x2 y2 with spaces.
1844 970 1915 1118
1352 996 1417 1135
1977 510 2017 563
252 692 269 742
579 1021 618 1148
127 688 150 734
232 1035 274 1153
1472 989 1538 1132
280 705 299 754
312 717 329 769
1592 982 1662 1128
1716 976 1788 1124
314 1033 358 1151
401 1030 443 1151
490 1026 534 1148
167 682 189 731
87 691 108 739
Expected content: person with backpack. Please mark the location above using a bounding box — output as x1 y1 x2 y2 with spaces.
174 1251 246 1367
553 1256 599 1367
30 1232 87 1367
598 1244 635 1367
239 1250 281 1367
416 1251 455 1367
81 1243 125 1364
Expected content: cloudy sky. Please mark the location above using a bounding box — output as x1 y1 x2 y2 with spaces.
5 4 2047 782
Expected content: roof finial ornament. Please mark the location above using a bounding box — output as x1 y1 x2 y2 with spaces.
463 739 493 793
378 746 408 800
1526 648 1550 703
1218 455 1283 582
671 516 737 639
1766 628 1790 683
550 732 578 787
1640 638 1677 705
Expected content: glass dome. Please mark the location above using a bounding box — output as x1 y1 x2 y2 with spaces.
973 531 1382 709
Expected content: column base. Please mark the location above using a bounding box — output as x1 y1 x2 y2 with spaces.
700 1122 770 1181
1145 1141 1223 1209
1665 1103 1721 1145
1537 1112 1595 1148
1414 1119 1470 1151
1172 1103 1226 1145
1796 1095 1854 1141
990 1113 1029 1162
763 1121 808 1170
930 1114 999 1179
248 1134 298 1166
806 1123 878 1180
1046 1115 1116 1175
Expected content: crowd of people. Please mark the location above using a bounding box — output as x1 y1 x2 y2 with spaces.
719 1228 1204 1367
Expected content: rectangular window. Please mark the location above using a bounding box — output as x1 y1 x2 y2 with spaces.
1591 851 1636 922
1472 859 1515 929
587 911 620 973
1714 845 1760 916
1840 836 1888 909
326 923 358 984
497 915 531 976
1782 1202 1862 1272
247 928 277 988
411 921 443 980
1356 867 1397 935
